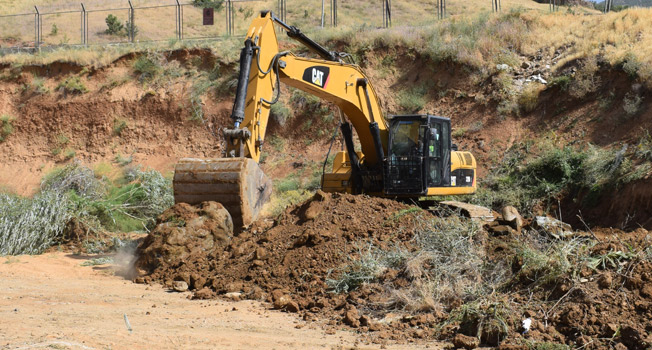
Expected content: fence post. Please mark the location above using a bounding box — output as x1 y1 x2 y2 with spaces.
34 6 41 49
437 0 446 19
175 0 181 40
127 0 134 42
80 3 86 45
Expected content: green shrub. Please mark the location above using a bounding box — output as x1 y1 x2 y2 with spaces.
0 191 72 255
276 176 300 193
133 55 161 81
192 0 225 10
105 14 124 36
57 76 88 94
0 114 14 142
270 102 292 126
550 75 571 91
397 85 427 114
623 92 642 116
113 118 127 136
569 57 600 99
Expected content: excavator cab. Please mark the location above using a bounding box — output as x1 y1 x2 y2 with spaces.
386 114 456 196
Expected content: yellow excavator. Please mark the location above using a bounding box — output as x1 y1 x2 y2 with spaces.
173 12 477 228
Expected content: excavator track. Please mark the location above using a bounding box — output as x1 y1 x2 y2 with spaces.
173 158 272 229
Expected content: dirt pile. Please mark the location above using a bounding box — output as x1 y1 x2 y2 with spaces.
135 192 428 334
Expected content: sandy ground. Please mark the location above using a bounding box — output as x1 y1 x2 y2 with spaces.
0 253 442 350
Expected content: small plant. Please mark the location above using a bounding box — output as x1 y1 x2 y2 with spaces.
113 118 128 136
29 77 49 94
50 24 58 36
452 128 466 138
81 256 114 266
57 76 88 94
0 114 15 142
64 149 76 160
518 83 544 113
569 57 600 99
397 85 427 114
550 75 571 91
586 250 636 271
114 153 133 166
105 14 124 36
276 175 300 193
623 92 642 117
133 54 161 81
621 52 640 79
270 102 291 126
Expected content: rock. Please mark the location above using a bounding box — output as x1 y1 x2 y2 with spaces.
224 292 242 300
496 64 510 71
530 74 547 84
343 305 361 328
598 272 612 289
172 281 188 292
255 247 268 260
500 206 523 231
521 61 531 69
273 294 292 309
193 287 215 299
360 315 371 327
285 301 300 313
641 284 652 298
453 333 479 349
534 216 574 239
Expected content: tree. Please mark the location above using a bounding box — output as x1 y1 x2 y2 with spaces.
105 14 124 35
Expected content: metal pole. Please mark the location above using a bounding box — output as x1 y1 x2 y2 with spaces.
81 3 86 45
34 6 40 49
321 0 325 28
127 0 134 42
175 0 180 40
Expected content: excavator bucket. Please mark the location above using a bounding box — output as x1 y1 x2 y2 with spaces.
173 158 273 229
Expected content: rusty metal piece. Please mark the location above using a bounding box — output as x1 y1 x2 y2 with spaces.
173 158 272 229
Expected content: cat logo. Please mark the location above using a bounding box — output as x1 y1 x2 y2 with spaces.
302 66 330 89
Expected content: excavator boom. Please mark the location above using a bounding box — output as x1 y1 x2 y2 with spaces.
173 11 477 229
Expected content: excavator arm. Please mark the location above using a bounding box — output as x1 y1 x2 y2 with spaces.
225 12 387 168
175 12 390 228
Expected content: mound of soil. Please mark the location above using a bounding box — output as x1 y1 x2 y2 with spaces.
136 192 652 348
136 192 427 336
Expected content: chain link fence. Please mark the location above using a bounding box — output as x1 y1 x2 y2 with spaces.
0 0 607 54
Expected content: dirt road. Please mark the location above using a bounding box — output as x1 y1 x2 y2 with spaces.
0 253 441 350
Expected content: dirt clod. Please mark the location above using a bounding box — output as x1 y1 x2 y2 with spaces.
453 333 479 349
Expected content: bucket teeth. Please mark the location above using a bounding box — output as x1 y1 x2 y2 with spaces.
173 158 272 229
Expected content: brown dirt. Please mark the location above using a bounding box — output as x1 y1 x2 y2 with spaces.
137 192 652 348
136 191 436 345
0 252 439 350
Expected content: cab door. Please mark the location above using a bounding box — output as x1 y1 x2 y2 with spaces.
426 118 451 187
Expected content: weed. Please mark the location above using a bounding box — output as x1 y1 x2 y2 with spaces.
114 153 133 166
550 75 571 91
189 77 215 122
64 149 76 160
28 77 49 94
586 250 636 271
397 85 427 114
0 114 15 142
513 236 585 287
133 54 161 81
113 118 128 136
270 102 291 126
621 52 641 79
569 57 600 99
623 92 643 116
0 190 72 255
81 256 114 266
452 128 466 138
385 207 422 222
599 89 616 111
57 76 88 94
276 175 301 193
519 83 544 113
50 24 58 36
